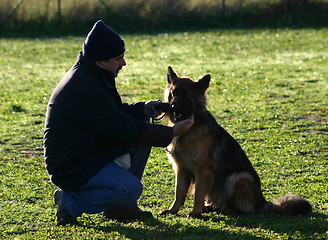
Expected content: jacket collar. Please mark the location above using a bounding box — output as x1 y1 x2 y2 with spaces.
77 52 116 89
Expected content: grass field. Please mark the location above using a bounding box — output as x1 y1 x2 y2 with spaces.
0 28 327 239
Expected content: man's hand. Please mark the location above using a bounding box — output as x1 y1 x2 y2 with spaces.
173 116 194 136
145 99 163 118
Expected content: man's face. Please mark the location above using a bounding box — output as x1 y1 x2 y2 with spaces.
95 53 126 77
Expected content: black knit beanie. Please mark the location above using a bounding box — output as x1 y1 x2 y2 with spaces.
83 20 125 61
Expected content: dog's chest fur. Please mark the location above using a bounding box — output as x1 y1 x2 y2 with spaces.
167 124 213 172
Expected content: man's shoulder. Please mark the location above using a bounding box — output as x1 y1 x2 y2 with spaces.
50 67 106 105
63 63 103 88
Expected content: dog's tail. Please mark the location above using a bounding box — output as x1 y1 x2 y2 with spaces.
260 193 312 215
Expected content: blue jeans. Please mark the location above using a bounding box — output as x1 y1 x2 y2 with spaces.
61 145 151 218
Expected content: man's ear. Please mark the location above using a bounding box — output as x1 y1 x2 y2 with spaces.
95 60 104 69
196 74 211 93
167 66 178 84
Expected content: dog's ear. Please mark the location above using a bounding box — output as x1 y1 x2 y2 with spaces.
196 74 211 93
167 66 178 84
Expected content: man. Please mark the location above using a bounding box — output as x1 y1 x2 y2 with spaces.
44 20 194 226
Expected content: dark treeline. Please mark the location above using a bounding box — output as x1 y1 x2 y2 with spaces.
1 0 328 36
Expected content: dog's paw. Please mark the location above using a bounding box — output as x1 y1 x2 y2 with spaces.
159 209 169 215
187 212 202 219
159 209 177 215
203 205 217 213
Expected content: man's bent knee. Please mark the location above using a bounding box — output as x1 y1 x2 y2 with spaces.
127 181 143 201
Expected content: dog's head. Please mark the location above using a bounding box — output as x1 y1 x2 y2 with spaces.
165 66 211 123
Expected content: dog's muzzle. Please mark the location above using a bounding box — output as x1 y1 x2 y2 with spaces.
173 112 182 120
154 102 172 112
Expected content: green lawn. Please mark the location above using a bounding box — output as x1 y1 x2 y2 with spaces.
0 28 327 239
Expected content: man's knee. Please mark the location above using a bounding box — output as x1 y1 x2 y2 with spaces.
127 181 143 200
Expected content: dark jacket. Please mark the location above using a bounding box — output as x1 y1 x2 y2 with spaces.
44 52 173 190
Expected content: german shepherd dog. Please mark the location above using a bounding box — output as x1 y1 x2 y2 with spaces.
159 66 312 218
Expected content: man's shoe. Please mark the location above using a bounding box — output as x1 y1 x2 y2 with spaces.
104 207 153 221
54 189 78 226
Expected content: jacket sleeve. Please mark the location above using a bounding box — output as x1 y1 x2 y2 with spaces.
139 124 173 147
51 73 172 147
121 102 173 146
121 102 145 120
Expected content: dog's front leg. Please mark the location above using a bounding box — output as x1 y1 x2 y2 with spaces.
188 165 214 219
160 167 191 215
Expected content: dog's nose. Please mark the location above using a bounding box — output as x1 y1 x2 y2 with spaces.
171 104 181 111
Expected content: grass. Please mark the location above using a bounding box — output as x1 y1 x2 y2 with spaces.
0 28 327 239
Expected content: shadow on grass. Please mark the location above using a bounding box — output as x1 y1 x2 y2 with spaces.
74 211 327 239
205 211 328 237
78 215 259 240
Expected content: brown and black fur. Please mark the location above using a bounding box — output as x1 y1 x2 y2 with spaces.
159 66 312 218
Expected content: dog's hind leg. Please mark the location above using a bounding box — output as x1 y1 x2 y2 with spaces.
160 167 192 215
189 164 214 218
225 172 265 213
